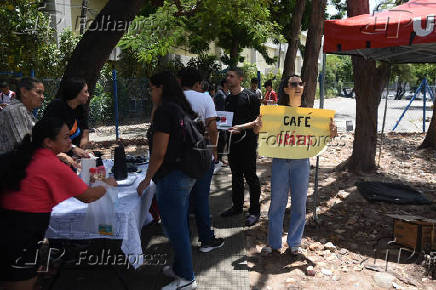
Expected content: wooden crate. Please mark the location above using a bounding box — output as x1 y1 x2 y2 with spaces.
387 214 436 251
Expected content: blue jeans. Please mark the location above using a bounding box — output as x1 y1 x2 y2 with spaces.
190 160 215 243
156 170 196 281
268 158 310 249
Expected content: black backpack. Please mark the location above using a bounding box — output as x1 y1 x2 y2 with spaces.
175 106 212 179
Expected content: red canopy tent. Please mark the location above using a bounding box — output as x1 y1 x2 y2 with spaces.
324 0 436 63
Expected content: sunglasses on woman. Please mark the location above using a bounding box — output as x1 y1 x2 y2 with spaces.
288 82 305 88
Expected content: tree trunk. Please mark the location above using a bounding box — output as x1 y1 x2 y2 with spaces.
419 101 436 149
301 0 326 108
229 39 240 68
58 0 146 98
346 57 389 172
282 0 306 78
340 0 390 173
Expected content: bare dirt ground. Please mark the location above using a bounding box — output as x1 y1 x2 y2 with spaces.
85 131 436 290
246 132 436 290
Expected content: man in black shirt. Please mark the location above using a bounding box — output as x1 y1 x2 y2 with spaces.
221 68 261 226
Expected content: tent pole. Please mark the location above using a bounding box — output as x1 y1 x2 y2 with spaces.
423 78 427 133
314 53 326 224
378 65 391 167
112 67 120 141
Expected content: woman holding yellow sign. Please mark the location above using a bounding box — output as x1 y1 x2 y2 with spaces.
230 75 337 256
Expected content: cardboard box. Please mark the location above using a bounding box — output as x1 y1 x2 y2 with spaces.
387 214 436 251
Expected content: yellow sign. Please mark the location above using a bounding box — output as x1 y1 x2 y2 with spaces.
258 105 336 159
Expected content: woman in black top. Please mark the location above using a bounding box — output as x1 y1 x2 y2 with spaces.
136 71 199 290
44 78 90 166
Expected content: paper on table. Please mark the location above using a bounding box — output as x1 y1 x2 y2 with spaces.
216 111 234 130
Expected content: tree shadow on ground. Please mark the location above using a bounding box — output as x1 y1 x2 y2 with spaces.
381 132 436 165
303 170 435 251
404 105 434 111
246 166 435 289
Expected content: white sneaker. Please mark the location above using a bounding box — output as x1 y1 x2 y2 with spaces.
290 246 303 255
161 277 197 290
213 161 223 174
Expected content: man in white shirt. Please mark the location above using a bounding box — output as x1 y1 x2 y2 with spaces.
177 67 224 253
0 81 16 111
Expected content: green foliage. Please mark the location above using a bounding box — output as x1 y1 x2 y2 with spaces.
376 0 409 11
89 81 113 126
412 64 436 85
186 54 222 81
0 0 80 78
0 0 54 75
270 0 311 38
38 29 81 78
327 0 347 19
120 0 279 70
238 62 281 94
324 54 353 96
240 63 260 89
391 64 417 84
118 2 186 69
185 0 279 66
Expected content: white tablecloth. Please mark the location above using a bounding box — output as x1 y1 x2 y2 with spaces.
45 164 155 269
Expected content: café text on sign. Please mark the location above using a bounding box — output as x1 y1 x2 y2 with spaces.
258 106 336 159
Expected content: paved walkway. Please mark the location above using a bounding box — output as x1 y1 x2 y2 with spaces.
43 165 250 290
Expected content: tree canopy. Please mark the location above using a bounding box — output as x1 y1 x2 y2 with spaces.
119 0 279 69
0 0 53 75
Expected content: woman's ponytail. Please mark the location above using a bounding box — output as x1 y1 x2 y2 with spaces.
0 118 65 193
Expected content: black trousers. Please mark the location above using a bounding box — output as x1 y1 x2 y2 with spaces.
217 130 227 161
0 209 50 281
228 136 261 215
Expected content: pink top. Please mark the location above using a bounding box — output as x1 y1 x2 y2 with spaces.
1 148 88 213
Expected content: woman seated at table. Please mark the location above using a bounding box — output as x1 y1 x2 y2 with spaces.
44 78 91 168
137 71 198 290
0 117 116 290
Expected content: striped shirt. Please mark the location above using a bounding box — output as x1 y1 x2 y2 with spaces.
0 99 35 154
